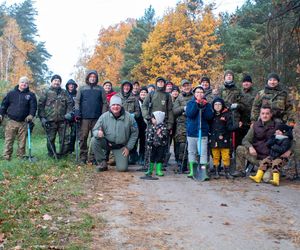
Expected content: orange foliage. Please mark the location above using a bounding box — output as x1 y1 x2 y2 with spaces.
134 3 223 86
87 19 134 85
0 17 33 85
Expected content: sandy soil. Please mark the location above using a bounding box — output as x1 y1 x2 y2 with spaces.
81 161 300 250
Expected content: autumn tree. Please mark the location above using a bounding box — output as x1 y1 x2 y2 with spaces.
87 19 134 85
134 0 222 85
120 6 155 79
0 16 33 85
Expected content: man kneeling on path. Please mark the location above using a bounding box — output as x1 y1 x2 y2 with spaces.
232 106 279 177
91 95 139 172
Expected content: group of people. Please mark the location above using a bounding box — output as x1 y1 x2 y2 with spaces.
0 70 299 186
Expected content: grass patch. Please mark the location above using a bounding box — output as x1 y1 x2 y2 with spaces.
0 135 103 249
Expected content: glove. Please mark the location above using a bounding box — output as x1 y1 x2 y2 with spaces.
230 103 238 110
183 106 187 112
196 99 207 108
64 112 74 122
25 114 33 123
41 117 49 128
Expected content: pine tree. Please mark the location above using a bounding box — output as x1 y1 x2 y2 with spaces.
120 6 155 79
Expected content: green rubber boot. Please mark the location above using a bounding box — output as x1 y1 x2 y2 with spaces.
187 162 194 178
145 162 154 176
156 163 164 176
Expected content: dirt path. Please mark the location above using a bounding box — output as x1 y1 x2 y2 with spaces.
82 164 300 250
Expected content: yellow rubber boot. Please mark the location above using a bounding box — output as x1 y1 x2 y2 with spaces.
269 172 280 186
249 169 264 183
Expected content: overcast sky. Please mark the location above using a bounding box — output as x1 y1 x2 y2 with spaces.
3 0 245 83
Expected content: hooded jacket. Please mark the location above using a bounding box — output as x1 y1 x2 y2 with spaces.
65 79 78 106
116 81 140 119
74 70 108 119
0 85 37 122
209 97 238 148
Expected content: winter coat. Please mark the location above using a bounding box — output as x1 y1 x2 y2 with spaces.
115 92 141 119
240 87 257 127
266 133 293 159
251 84 294 123
173 91 193 142
242 119 278 160
65 80 78 107
92 108 138 151
0 85 37 122
204 88 215 103
74 71 107 119
209 108 237 148
38 86 72 122
186 97 214 138
142 89 174 130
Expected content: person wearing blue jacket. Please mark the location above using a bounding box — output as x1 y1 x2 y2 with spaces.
186 86 214 178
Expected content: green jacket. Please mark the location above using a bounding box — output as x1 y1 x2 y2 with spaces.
38 87 73 122
251 84 294 123
115 92 141 119
92 109 138 151
142 90 174 130
240 87 257 126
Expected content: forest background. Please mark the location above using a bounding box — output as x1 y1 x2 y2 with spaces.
0 0 299 97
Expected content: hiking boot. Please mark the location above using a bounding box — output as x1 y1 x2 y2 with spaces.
213 166 220 179
224 168 234 179
96 161 108 172
231 170 245 177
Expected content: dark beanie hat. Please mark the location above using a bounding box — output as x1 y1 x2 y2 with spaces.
140 86 148 93
201 76 210 84
242 75 252 83
103 80 112 86
192 86 204 93
51 74 62 83
212 97 225 109
267 73 280 82
166 81 173 86
172 85 180 92
156 77 166 84
224 70 234 79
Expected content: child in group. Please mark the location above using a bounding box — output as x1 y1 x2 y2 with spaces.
145 111 168 177
250 124 293 186
186 86 214 179
209 97 238 179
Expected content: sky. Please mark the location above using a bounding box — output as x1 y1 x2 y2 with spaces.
3 0 245 83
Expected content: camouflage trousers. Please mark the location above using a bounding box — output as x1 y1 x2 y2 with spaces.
236 145 260 171
259 156 288 173
3 119 27 160
45 121 70 156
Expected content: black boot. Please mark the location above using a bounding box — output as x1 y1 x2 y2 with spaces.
224 168 234 179
214 166 220 179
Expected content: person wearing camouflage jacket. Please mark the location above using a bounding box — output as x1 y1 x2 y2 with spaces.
38 74 73 157
172 79 193 172
251 73 295 125
200 76 215 103
116 80 141 164
219 70 245 147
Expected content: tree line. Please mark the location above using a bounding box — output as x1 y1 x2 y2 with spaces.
0 0 51 95
77 0 300 90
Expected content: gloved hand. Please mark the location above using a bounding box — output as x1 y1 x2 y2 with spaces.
64 112 74 121
41 117 49 128
196 99 207 108
230 103 238 110
183 106 187 112
25 114 33 123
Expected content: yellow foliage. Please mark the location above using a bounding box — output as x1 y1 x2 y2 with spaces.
0 17 33 85
134 3 223 87
87 19 134 85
